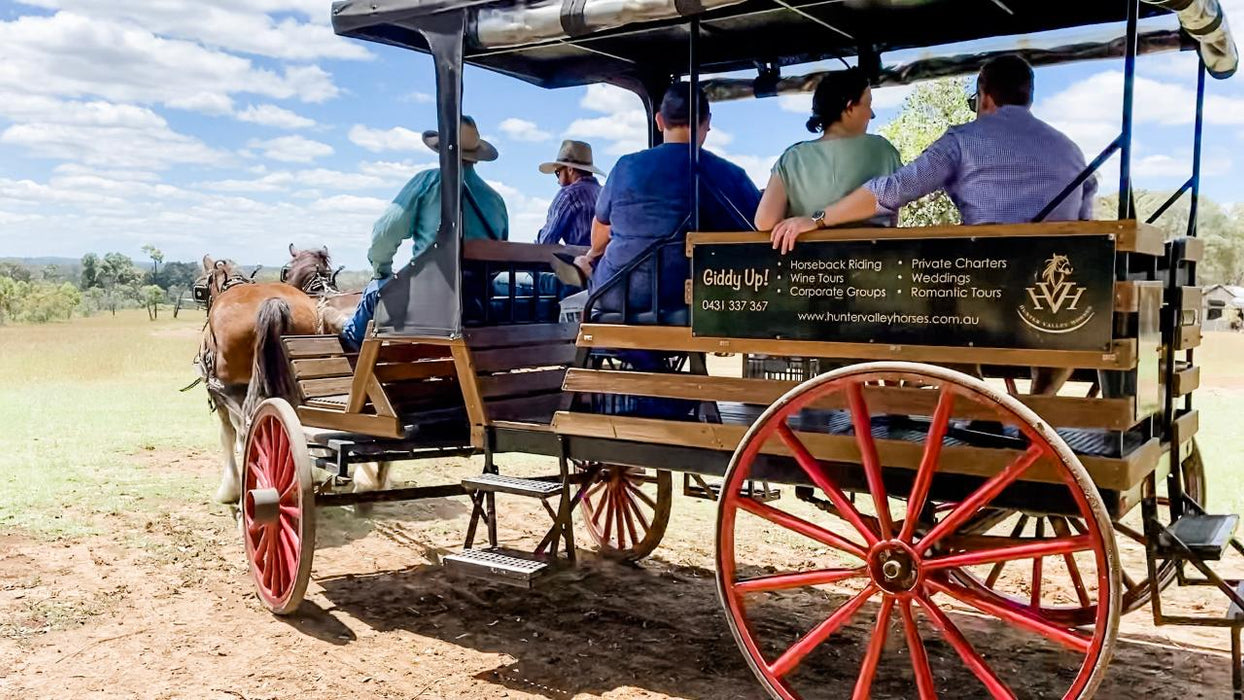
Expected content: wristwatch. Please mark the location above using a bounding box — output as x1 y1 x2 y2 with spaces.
810 210 826 228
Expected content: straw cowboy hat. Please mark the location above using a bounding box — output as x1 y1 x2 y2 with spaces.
422 115 498 162
539 139 604 175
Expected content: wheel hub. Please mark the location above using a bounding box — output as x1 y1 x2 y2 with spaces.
246 487 281 525
868 541 921 593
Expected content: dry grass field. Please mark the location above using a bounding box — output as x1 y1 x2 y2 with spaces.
1 311 1242 698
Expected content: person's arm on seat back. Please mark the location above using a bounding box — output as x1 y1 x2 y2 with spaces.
537 189 572 245
770 134 961 253
755 172 788 231
367 174 426 279
1079 174 1099 221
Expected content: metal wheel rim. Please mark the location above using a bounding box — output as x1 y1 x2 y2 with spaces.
576 463 672 561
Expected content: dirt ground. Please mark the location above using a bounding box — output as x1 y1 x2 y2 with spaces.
0 448 1241 700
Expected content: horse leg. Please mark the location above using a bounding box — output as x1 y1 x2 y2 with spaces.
351 461 392 516
213 402 242 505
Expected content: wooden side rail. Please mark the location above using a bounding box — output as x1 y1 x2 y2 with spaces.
551 411 1162 491
563 369 1138 430
686 220 1165 256
577 324 1137 371
463 240 588 263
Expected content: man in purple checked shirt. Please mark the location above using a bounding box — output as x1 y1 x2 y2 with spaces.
536 139 604 247
768 55 1096 252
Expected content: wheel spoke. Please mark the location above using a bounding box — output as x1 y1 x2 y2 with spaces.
777 423 878 546
736 498 868 560
613 487 627 550
734 567 866 594
852 596 895 700
619 492 640 548
901 386 956 542
916 594 1016 699
929 579 1092 653
845 382 893 539
919 445 1044 553
1030 518 1045 608
899 599 938 699
624 481 658 510
924 534 1092 571
279 525 299 572
1114 521 1146 546
624 489 651 531
985 515 1029 588
769 585 877 678
601 488 615 540
252 527 270 567
280 504 301 521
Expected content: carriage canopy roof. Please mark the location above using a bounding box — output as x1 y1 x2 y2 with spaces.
332 0 1238 89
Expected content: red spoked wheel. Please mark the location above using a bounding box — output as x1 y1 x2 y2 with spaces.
715 362 1120 699
576 463 672 561
955 440 1204 628
242 398 315 615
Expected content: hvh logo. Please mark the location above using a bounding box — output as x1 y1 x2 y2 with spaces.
1017 253 1095 334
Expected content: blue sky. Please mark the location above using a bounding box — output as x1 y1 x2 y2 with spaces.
1 0 1242 266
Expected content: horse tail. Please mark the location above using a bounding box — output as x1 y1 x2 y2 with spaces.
243 298 298 417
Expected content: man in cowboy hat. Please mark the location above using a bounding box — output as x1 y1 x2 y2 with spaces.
536 139 603 247
341 115 509 349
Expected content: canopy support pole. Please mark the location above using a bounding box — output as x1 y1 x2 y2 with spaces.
1118 0 1140 220
689 17 701 231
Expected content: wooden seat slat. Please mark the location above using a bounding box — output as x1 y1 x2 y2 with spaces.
1175 324 1202 350
464 323 579 350
374 359 457 383
300 376 355 399
1114 280 1162 313
686 220 1164 256
306 394 349 409
551 411 1160 491
577 324 1137 371
479 368 568 400
474 342 578 373
488 392 565 424
283 335 347 359
563 369 1138 430
463 239 587 263
376 342 453 363
1173 364 1200 396
293 356 353 379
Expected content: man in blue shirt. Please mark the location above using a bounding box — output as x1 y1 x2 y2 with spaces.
341 116 509 349
769 55 1095 253
579 81 761 316
536 140 603 247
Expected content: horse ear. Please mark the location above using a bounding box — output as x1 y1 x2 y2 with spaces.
289 243 299 257
202 255 214 272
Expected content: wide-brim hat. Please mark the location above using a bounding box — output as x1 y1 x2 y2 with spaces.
422 115 498 163
539 139 604 175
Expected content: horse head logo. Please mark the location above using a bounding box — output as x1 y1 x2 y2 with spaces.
1041 254 1073 289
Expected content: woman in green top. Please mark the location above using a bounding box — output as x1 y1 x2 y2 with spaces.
755 68 901 230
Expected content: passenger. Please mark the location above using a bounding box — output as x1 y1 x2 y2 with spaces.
754 68 901 230
768 55 1096 395
341 116 508 350
568 81 761 306
769 55 1095 245
536 140 604 247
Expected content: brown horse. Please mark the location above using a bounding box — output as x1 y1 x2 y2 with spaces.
282 243 361 335
197 254 319 504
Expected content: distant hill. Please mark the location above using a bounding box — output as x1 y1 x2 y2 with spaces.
1 256 82 266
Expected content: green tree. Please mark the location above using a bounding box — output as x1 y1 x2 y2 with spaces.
140 284 165 320
98 252 141 316
141 244 164 286
878 78 975 227
0 276 21 324
0 261 32 283
1097 191 1243 285
81 253 101 289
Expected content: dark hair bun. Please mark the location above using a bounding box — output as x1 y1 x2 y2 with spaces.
806 67 870 133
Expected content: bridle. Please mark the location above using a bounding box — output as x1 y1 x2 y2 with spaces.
281 262 343 297
194 262 258 311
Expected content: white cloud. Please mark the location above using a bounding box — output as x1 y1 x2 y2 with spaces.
872 84 916 110
309 194 388 214
565 84 648 155
358 160 436 182
1135 154 1232 178
236 104 316 129
705 126 734 150
778 94 811 114
247 135 333 163
405 92 433 104
0 12 341 113
349 125 427 153
15 1 371 61
717 151 778 188
487 179 552 243
499 118 551 142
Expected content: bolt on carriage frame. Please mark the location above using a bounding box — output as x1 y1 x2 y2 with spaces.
235 0 1244 696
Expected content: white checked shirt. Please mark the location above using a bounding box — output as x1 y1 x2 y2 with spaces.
865 106 1097 225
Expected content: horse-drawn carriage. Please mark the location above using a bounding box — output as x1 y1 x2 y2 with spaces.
222 0 1244 696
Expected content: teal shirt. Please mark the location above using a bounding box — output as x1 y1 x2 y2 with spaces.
773 134 901 219
367 166 509 279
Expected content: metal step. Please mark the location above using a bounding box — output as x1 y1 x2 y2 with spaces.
1157 514 1240 561
442 548 549 588
461 473 563 498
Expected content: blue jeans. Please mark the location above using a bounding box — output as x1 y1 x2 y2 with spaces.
341 276 390 350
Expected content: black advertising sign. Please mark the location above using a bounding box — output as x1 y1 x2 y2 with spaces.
691 235 1116 351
